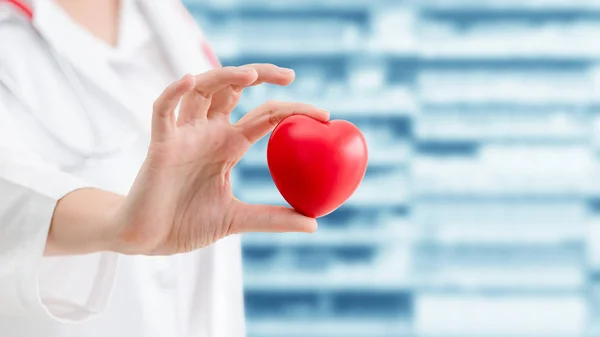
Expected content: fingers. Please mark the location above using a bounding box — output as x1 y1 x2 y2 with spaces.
241 63 295 87
151 74 195 141
207 64 296 119
228 200 318 234
177 67 258 125
234 101 330 144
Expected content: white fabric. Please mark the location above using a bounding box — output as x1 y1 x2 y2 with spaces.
0 0 245 336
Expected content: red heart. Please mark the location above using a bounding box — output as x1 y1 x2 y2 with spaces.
267 115 368 218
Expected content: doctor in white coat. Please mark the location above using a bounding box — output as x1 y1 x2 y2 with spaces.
0 0 328 336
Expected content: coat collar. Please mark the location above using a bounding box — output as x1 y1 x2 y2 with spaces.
31 0 133 113
30 0 217 116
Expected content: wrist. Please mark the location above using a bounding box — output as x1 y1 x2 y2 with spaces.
100 195 129 254
46 188 126 256
108 198 164 256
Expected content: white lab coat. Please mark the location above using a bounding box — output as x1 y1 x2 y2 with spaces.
0 1 245 336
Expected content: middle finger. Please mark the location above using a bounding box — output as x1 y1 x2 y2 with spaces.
207 64 296 120
177 66 258 125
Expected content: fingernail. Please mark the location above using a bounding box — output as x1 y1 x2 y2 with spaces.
278 67 295 74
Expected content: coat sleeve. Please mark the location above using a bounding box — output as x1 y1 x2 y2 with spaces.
0 92 119 323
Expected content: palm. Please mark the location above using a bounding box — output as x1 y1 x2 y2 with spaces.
155 124 245 252
175 121 249 170
117 65 329 255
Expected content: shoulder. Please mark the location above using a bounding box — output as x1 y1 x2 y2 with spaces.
0 15 59 95
0 16 46 67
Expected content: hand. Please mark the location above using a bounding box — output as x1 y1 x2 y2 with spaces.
112 64 329 255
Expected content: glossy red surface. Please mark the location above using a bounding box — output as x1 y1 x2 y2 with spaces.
267 115 368 218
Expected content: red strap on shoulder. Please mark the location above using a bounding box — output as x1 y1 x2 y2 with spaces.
201 40 221 68
3 0 33 20
173 0 221 68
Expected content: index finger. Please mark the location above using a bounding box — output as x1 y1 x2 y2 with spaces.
238 63 296 87
207 64 296 118
177 67 259 123
193 66 259 98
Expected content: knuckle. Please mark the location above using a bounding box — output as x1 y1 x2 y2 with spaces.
230 65 249 73
200 67 226 80
221 66 239 75
194 89 212 100
244 63 277 76
268 112 279 127
262 63 278 70
264 100 283 125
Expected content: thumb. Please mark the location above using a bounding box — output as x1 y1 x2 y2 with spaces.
234 101 329 144
228 200 318 234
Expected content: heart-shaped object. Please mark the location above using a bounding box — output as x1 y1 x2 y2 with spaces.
267 115 368 218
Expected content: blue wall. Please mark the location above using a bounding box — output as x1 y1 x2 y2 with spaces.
184 1 600 336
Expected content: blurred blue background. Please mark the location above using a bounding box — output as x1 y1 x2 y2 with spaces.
184 0 600 336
